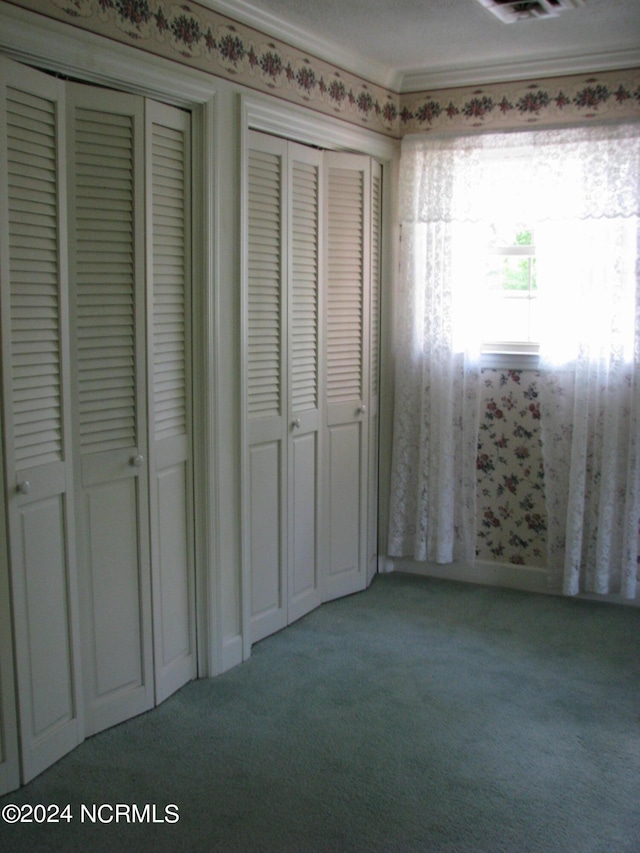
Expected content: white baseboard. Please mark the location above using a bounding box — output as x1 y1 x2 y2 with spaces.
385 557 639 606
388 557 549 594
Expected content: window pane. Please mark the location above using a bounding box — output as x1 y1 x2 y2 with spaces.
484 293 532 343
487 256 536 293
483 255 538 345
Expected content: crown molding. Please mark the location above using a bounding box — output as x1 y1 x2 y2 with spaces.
200 0 399 90
400 47 640 93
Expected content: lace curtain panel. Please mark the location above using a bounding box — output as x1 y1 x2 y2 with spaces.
388 123 640 598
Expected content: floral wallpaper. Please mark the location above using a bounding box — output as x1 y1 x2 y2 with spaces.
476 370 547 567
6 0 640 137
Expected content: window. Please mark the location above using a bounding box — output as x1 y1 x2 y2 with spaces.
450 218 541 363
483 223 538 352
391 122 640 596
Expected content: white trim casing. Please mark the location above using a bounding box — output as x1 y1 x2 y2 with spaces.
240 95 399 162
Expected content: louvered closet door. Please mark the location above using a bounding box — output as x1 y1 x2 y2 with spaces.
0 59 83 783
246 131 287 643
68 85 154 735
146 101 197 703
367 162 382 585
287 143 322 623
0 413 19 794
322 153 371 602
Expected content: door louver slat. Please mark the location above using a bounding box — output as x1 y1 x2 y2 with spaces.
326 168 364 403
291 160 319 413
7 88 62 468
152 123 187 442
371 172 381 397
248 150 281 419
75 108 136 455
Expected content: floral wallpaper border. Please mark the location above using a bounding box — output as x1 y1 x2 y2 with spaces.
9 0 399 135
6 0 640 138
400 70 640 135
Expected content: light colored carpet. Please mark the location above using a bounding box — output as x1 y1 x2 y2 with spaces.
1 572 639 852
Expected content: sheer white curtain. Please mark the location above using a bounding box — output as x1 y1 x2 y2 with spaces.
388 124 640 597
387 137 483 563
537 215 639 599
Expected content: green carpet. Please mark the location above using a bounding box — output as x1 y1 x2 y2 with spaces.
1 572 639 852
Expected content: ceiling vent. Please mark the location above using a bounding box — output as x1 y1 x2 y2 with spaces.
476 0 585 24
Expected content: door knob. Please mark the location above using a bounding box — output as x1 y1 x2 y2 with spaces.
17 480 31 495
358 404 367 414
130 454 144 467
291 418 301 430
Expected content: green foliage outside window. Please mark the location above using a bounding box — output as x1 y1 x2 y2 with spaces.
487 228 536 292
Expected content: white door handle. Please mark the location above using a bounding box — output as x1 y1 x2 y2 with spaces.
358 404 367 415
17 480 31 495
130 454 144 467
291 418 301 430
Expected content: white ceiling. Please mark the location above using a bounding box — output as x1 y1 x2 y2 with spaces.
206 0 640 90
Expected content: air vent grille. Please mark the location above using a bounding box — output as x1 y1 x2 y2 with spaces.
476 0 584 23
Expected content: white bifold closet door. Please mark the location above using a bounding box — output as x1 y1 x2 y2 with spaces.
67 84 154 736
244 133 381 646
322 153 372 602
0 59 84 783
146 102 197 704
367 162 382 585
0 424 19 795
245 131 322 644
68 85 195 735
0 61 195 789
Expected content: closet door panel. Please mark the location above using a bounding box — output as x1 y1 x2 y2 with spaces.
322 154 370 601
287 146 322 623
0 60 83 783
367 163 382 584
327 421 362 583
68 85 153 735
0 408 18 795
83 476 143 698
147 102 196 703
21 496 74 725
246 133 287 643
156 459 191 667
248 439 283 640
290 430 318 604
